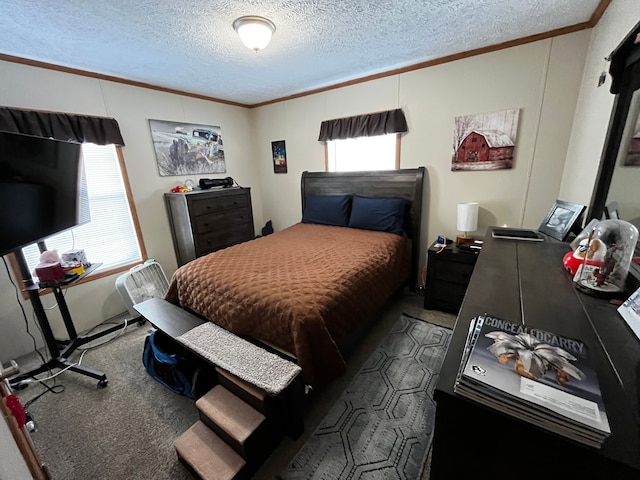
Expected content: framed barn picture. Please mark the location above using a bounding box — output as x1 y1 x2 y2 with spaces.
452 108 520 171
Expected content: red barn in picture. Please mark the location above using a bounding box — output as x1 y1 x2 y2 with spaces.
451 108 519 171
456 130 514 164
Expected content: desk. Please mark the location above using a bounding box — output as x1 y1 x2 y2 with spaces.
430 227 640 479
10 254 121 388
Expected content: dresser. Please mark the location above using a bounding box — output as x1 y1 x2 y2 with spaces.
430 227 640 479
164 188 254 266
423 240 478 313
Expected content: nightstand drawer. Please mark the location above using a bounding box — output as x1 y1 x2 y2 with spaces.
429 282 467 309
424 241 479 313
433 261 474 285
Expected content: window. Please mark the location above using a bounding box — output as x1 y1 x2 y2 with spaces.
325 133 400 172
17 144 146 282
318 109 407 172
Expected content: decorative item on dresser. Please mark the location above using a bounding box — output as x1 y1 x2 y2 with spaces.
424 239 478 313
164 187 254 266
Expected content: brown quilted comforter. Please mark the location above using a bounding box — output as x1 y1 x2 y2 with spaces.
165 222 410 387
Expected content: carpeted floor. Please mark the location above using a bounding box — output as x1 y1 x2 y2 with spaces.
13 289 456 480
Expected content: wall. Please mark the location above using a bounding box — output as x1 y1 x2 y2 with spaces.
0 61 258 362
561 0 640 205
253 31 589 271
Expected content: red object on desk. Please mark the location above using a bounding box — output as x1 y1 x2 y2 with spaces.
34 262 65 282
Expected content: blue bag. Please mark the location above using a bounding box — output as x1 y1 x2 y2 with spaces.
142 331 195 399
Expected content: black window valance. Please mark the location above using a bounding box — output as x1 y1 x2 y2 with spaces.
0 107 125 146
317 108 408 142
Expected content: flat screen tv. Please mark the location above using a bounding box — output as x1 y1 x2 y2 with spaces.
0 131 89 257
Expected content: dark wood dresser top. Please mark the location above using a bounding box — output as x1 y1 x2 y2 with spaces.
436 227 640 473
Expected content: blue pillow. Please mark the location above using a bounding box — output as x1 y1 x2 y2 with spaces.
348 196 409 235
302 194 352 227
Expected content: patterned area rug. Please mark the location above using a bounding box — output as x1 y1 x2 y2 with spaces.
280 313 452 480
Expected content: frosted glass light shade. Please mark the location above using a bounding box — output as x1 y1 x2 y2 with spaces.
457 202 479 233
233 16 276 52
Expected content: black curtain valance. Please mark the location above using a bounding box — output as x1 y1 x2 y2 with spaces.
0 107 125 146
317 108 408 142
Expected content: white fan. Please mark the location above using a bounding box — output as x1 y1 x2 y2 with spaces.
115 261 169 317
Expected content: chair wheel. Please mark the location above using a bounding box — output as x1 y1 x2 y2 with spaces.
97 378 108 388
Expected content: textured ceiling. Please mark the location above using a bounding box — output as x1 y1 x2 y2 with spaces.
0 0 602 106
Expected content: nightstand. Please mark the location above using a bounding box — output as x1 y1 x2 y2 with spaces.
423 241 478 313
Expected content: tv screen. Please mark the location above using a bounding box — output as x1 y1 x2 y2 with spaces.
0 131 89 256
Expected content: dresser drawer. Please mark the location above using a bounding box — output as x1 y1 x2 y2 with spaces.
195 222 254 256
190 193 250 217
193 208 253 234
432 260 474 285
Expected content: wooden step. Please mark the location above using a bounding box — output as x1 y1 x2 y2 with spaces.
216 366 269 414
196 385 279 462
174 421 246 480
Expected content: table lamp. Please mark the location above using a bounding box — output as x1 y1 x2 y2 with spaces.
456 202 479 247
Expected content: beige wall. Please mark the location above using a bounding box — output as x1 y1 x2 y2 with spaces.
0 61 258 362
561 1 640 206
254 32 589 270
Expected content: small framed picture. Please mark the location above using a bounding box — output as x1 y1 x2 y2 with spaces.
604 201 620 219
538 200 585 241
272 140 287 174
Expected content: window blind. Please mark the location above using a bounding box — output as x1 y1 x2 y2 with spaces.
22 144 142 274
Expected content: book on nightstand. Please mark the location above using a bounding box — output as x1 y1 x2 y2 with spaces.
454 314 610 449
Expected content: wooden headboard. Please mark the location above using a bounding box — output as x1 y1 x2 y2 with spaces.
301 167 426 290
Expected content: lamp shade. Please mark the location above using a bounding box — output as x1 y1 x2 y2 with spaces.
457 202 479 233
233 16 276 52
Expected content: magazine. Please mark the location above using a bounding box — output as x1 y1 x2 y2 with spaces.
618 286 640 341
454 314 610 447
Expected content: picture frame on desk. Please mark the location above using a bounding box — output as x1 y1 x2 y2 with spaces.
538 200 585 241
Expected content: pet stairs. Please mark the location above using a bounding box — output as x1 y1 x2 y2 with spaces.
174 375 285 480
133 298 306 480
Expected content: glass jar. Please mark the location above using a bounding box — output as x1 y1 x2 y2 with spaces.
573 219 639 296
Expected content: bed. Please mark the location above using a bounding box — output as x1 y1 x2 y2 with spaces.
165 167 425 387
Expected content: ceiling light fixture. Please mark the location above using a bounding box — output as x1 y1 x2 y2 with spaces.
233 16 276 52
